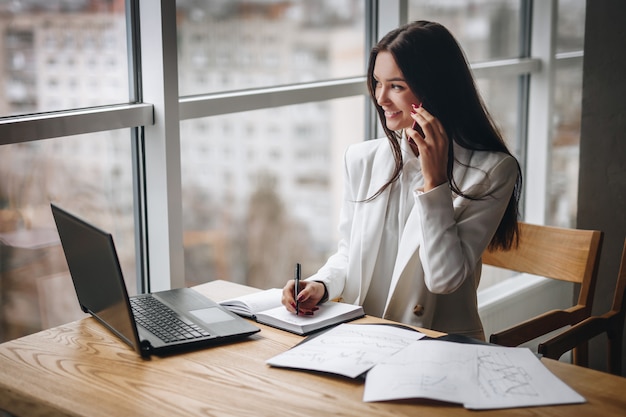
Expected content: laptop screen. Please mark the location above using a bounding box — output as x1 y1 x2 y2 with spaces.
51 204 140 350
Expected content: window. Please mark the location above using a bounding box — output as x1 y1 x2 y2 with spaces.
0 0 142 342
1 3 129 116
175 0 368 291
180 97 364 289
0 131 136 340
176 1 366 95
0 1 587 344
409 0 522 61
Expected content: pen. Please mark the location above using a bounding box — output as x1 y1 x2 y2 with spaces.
294 263 301 316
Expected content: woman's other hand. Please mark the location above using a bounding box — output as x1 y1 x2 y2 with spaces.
281 280 325 315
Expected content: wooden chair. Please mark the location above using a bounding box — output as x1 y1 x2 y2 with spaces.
538 238 626 375
484 222 603 366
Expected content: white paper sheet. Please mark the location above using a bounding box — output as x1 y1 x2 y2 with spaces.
266 323 425 378
363 340 585 409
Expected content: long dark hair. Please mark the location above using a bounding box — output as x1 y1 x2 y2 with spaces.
366 20 521 250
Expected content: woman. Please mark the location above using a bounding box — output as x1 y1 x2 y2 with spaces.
282 21 522 340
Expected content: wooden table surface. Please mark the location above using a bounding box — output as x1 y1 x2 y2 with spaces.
1 280 625 417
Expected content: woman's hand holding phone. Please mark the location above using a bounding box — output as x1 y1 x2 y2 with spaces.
409 104 449 192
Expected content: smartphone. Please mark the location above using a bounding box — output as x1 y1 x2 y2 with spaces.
411 120 425 138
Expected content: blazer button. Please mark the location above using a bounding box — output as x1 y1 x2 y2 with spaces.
413 304 424 316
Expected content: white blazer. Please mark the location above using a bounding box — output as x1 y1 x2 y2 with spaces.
308 137 518 340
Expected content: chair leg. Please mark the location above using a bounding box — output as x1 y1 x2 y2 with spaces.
608 335 623 376
572 340 589 367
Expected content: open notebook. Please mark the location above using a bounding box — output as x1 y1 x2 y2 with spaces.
220 288 364 335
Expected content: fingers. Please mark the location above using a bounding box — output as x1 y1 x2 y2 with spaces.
410 120 425 139
296 281 321 315
410 104 447 146
281 280 296 313
409 104 449 191
410 104 440 140
281 280 320 315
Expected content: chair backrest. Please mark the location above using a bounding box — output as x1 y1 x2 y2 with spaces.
483 222 603 310
537 238 626 374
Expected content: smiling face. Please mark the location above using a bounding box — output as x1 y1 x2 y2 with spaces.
373 51 420 132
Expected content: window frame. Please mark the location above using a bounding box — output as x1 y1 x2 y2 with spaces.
0 0 576 293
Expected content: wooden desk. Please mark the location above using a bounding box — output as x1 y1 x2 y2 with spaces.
1 280 625 417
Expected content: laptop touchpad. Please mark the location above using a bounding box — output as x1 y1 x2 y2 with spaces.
190 307 235 324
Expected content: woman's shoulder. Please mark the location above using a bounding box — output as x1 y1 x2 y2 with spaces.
347 137 387 151
344 138 396 179
345 137 391 161
454 146 519 195
456 144 518 171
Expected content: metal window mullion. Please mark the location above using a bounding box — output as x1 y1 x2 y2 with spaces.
179 78 368 120
363 0 376 141
471 57 541 78
514 0 534 221
126 0 149 294
524 0 557 224
370 0 407 139
139 0 185 291
0 104 153 145
555 51 583 67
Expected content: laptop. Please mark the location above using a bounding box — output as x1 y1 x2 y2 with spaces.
51 203 260 358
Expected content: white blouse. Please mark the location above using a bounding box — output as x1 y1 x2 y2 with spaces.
362 136 423 317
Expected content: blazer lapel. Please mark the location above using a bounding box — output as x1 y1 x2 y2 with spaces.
353 142 395 304
385 205 423 309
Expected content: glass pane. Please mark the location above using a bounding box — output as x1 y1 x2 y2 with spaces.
550 1 586 226
475 76 521 158
176 0 366 96
548 62 583 228
0 1 130 117
473 75 521 292
0 131 136 343
408 0 521 62
180 97 364 290
557 0 586 53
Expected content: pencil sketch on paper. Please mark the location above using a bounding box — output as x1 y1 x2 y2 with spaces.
364 341 477 405
388 370 463 397
265 323 425 378
363 340 586 409
477 349 538 398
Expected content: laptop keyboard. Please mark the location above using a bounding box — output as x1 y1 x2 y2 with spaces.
130 296 212 343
